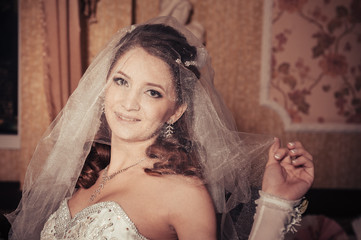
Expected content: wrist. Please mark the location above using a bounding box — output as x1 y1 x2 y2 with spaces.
258 190 303 208
256 190 309 235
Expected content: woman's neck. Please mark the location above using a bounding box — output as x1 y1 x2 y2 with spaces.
108 135 156 172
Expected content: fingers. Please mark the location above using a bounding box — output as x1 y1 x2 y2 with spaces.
287 141 313 161
269 139 314 167
269 137 280 155
267 138 279 166
287 141 314 176
274 148 289 161
291 155 314 169
267 138 289 166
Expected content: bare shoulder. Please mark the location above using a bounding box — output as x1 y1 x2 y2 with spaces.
163 175 212 206
158 175 217 240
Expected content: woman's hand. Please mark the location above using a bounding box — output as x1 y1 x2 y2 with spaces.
262 138 314 200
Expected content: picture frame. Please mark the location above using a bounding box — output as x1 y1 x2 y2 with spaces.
0 0 20 148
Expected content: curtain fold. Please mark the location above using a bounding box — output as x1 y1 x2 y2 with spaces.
42 0 82 120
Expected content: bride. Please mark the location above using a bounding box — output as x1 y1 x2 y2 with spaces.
7 17 313 240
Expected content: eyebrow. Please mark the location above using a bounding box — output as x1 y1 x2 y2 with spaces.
115 70 131 80
146 82 166 92
115 70 166 92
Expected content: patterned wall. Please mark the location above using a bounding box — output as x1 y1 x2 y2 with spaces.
191 0 361 189
1 0 360 189
261 0 361 131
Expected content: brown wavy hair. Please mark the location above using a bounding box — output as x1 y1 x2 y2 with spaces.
76 24 202 189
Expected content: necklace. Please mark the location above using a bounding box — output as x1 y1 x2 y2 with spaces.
89 158 146 202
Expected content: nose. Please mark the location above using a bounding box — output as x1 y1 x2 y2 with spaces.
121 90 140 111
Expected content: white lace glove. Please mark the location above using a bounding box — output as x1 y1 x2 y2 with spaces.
248 191 308 240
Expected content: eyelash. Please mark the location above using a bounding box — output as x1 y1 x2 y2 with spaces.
146 90 162 98
114 77 128 86
113 77 163 98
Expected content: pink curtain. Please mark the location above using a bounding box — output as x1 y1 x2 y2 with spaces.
42 0 82 120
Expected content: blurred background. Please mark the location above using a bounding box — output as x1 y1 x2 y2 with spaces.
0 0 360 239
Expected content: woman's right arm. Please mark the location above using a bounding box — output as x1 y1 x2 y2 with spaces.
169 181 217 240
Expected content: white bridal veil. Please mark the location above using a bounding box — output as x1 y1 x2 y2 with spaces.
7 16 273 240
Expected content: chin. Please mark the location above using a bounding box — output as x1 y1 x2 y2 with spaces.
111 129 160 144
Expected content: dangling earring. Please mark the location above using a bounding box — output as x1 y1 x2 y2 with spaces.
164 122 174 138
101 103 105 113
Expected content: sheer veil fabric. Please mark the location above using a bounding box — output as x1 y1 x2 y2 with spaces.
7 16 273 240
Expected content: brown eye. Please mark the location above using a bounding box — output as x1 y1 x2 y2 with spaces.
146 90 162 98
114 77 128 87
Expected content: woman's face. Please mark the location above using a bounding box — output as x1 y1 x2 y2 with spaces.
104 47 184 143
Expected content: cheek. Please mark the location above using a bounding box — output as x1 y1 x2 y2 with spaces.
143 101 175 124
104 86 121 107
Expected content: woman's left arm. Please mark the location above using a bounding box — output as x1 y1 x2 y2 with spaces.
249 138 314 240
262 137 314 200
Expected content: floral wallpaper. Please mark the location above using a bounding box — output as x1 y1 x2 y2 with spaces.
261 0 361 131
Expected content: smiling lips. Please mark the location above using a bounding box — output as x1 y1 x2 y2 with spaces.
114 112 140 122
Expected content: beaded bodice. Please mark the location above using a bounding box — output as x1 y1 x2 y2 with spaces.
40 199 149 240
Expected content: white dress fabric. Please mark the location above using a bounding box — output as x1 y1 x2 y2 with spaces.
40 200 148 240
40 192 303 240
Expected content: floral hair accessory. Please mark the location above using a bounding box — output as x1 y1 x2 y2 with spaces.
175 58 197 67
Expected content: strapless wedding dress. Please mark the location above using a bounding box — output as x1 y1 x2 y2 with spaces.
41 199 149 240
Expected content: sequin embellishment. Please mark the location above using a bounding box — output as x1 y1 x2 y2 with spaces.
41 200 149 240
